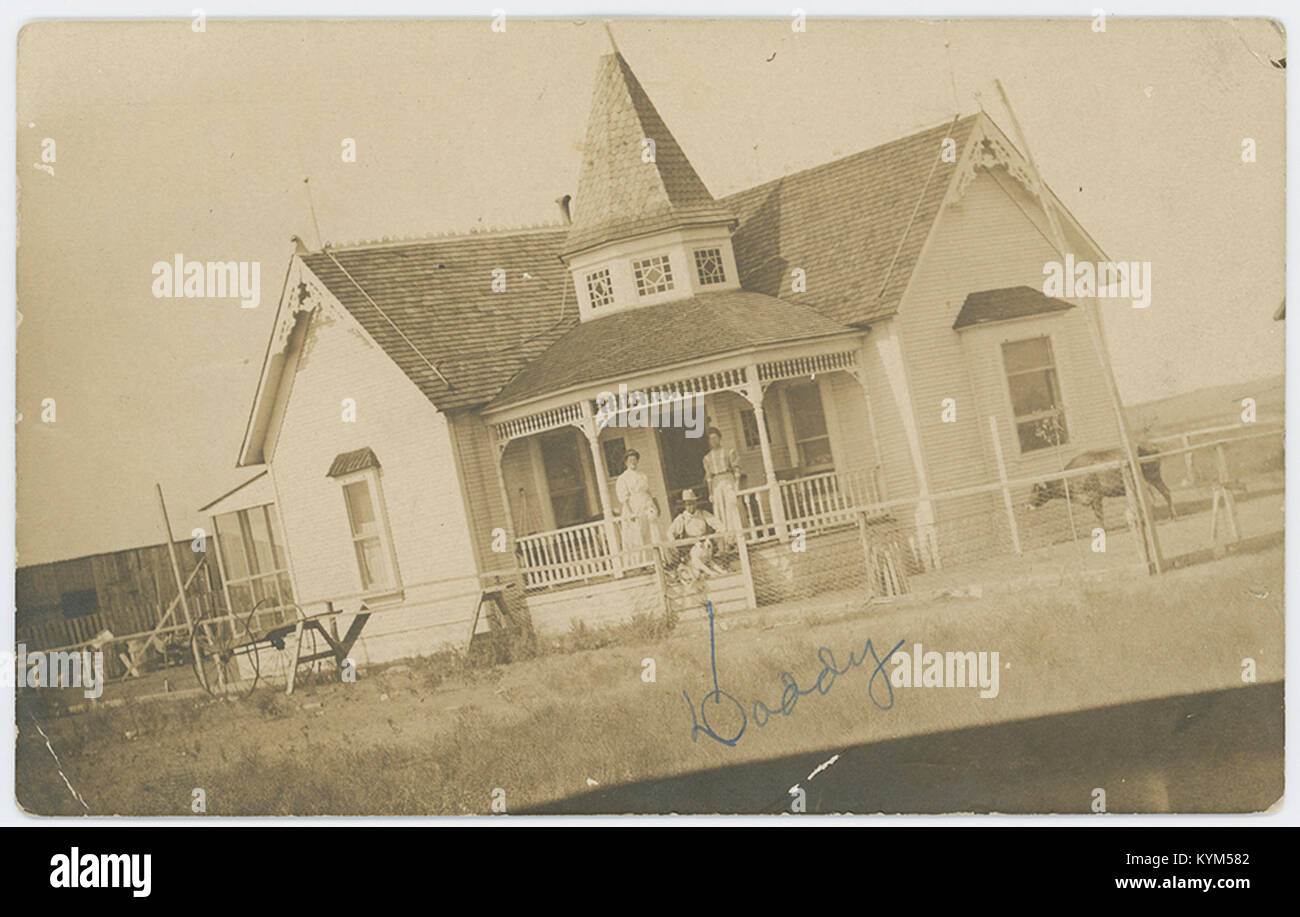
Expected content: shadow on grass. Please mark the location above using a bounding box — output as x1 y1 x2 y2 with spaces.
522 682 1283 815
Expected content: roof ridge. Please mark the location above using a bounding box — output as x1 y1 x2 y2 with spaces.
320 220 569 253
721 113 980 203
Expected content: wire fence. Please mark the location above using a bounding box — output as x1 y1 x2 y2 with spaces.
745 424 1283 609
16 425 1283 695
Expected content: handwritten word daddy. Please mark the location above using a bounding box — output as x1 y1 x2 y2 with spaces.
681 601 905 748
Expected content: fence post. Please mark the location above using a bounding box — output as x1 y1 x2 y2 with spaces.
1182 433 1195 485
1123 465 1148 569
735 532 757 609
857 512 876 599
1212 443 1241 545
989 416 1022 555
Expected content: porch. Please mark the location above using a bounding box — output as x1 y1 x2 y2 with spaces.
486 347 890 594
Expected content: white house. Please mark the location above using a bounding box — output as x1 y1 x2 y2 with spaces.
203 49 1129 663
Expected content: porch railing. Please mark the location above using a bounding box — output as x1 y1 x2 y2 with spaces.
515 467 887 588
737 465 885 543
736 486 778 543
515 519 617 590
780 467 882 529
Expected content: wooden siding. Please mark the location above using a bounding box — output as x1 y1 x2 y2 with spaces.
897 169 1125 548
15 538 222 645
267 294 483 660
525 573 664 637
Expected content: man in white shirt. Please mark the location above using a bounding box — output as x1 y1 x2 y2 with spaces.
667 489 727 579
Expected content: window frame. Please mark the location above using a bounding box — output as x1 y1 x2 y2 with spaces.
335 467 402 600
782 379 835 473
585 267 615 310
693 247 727 286
631 254 675 297
212 502 295 620
538 427 596 529
1000 334 1070 455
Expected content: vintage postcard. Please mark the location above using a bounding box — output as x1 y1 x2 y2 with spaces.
14 16 1285 816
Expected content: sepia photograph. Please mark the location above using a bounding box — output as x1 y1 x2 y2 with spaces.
11 14 1286 818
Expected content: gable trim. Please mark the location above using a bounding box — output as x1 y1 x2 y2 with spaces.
238 257 446 467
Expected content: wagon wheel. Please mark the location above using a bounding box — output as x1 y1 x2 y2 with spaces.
248 601 323 689
191 613 260 698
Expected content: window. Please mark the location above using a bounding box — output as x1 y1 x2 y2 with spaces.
739 408 768 449
585 268 614 309
1003 336 1069 452
694 248 726 286
214 504 295 618
601 437 627 478
785 381 833 469
539 428 594 528
632 255 674 296
341 475 398 593
60 589 100 620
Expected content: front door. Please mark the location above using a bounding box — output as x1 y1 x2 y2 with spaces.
656 426 710 517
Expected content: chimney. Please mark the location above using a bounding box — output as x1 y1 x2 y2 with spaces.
555 194 573 225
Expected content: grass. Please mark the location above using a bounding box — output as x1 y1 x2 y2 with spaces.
16 545 1283 816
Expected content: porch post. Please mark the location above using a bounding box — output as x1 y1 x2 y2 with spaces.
579 404 623 577
845 364 888 503
490 438 518 554
745 366 788 541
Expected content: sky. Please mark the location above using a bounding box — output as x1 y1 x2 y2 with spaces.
15 17 1285 566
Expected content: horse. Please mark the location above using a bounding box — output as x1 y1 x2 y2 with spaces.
1028 444 1176 527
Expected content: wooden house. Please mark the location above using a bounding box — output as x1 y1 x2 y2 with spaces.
228 51 1128 662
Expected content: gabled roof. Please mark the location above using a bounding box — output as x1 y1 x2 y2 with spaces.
563 52 735 256
953 285 1075 330
300 228 578 412
723 115 978 328
294 117 979 413
488 290 857 409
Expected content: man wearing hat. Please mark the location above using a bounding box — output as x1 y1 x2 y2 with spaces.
667 488 727 579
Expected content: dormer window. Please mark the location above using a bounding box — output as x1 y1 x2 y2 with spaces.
694 248 726 286
633 255 674 296
585 268 614 309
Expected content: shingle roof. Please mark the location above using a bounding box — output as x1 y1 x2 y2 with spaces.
563 52 735 256
723 115 979 327
952 285 1074 330
302 229 579 412
489 290 856 408
327 446 381 478
299 116 981 413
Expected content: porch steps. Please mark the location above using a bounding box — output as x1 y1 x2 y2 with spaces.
665 571 753 620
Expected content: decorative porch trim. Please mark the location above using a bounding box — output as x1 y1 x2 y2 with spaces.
644 367 749 400
494 401 585 448
599 367 751 422
756 350 857 387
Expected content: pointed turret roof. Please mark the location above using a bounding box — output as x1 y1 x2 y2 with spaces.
564 52 735 257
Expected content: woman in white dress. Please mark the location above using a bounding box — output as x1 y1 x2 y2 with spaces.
615 449 661 564
702 427 743 542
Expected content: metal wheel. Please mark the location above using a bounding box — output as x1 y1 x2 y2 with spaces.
249 601 322 689
191 613 260 698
